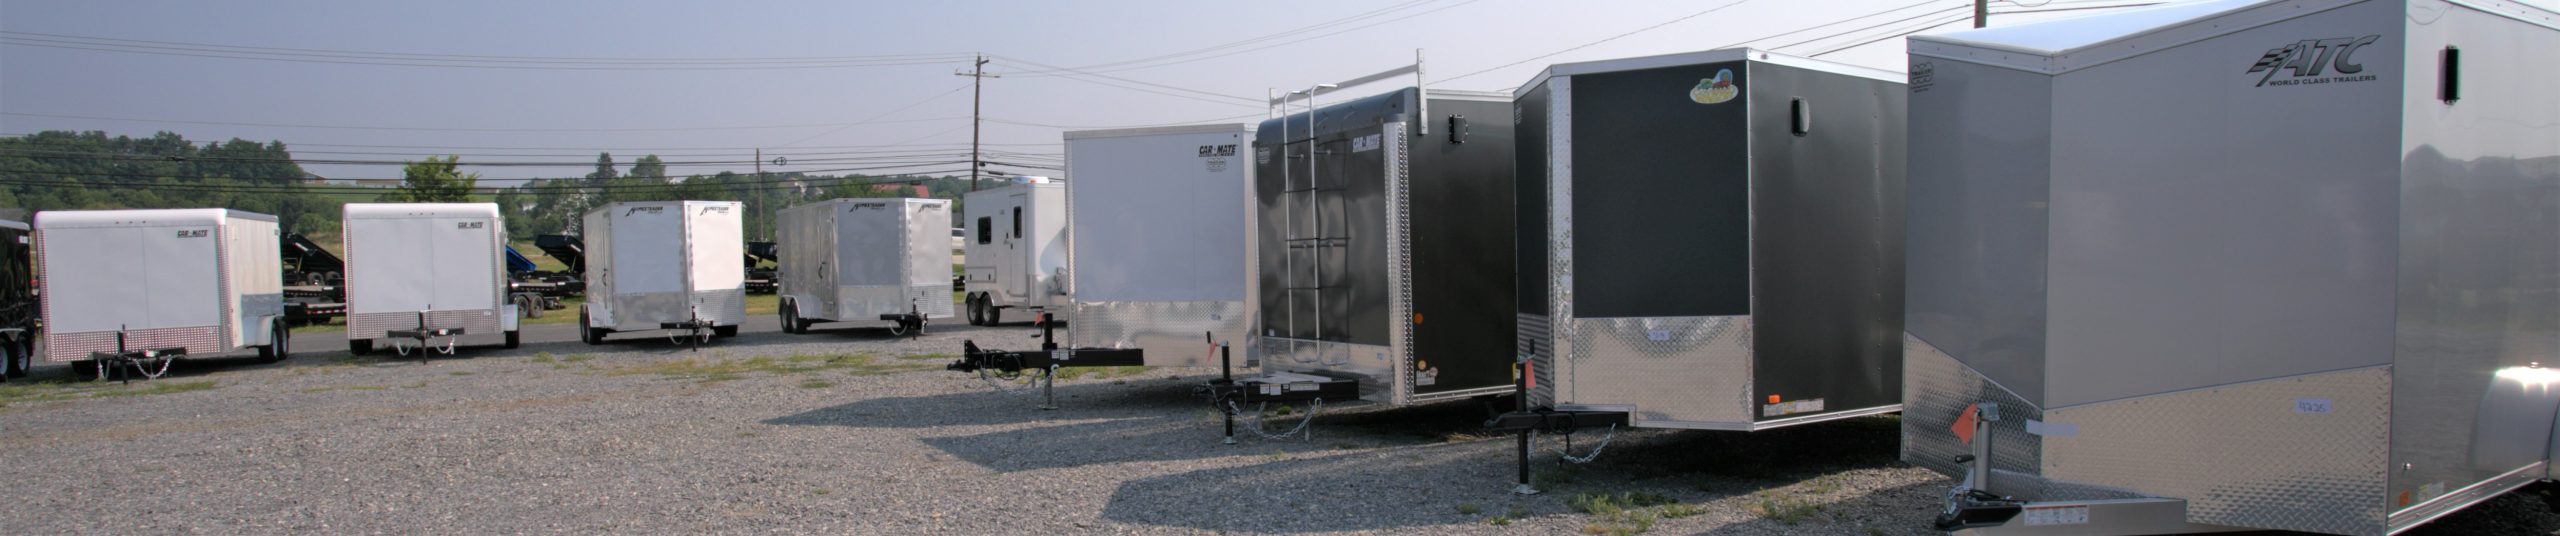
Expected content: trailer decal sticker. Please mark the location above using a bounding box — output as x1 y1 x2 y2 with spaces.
2294 397 2333 414
1689 69 1738 104
624 206 664 216
1761 397 1823 417
2248 35 2381 87
2019 505 2088 525
175 229 208 238
1352 134 1382 153
456 221 484 229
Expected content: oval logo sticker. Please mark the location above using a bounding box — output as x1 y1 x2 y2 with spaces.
1690 69 1738 104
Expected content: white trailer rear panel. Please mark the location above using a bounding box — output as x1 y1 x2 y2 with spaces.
36 208 284 362
1062 124 1254 366
580 201 747 336
962 182 1067 324
342 203 517 348
777 198 956 331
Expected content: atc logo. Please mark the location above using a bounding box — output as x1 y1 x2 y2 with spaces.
2248 35 2381 87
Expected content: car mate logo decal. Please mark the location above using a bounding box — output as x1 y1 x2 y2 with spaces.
1690 69 1738 104
2248 35 2380 87
1196 144 1236 157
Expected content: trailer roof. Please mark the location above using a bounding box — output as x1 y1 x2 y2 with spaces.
1516 47 1904 96
35 208 275 229
345 202 501 219
1912 0 2557 74
0 220 25 231
780 197 949 214
1063 123 1252 140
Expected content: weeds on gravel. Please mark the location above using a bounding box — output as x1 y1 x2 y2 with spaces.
1533 466 1582 490
563 354 596 363
1750 489 1823 525
1053 365 1147 380
1457 503 1482 514
529 353 556 364
1488 515 1512 526
608 353 938 383
0 379 218 408
798 379 835 389
1569 492 1679 535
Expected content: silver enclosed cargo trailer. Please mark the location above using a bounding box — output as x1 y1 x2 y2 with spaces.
342 203 521 355
578 201 748 344
775 198 955 336
1492 48 1907 490
36 208 289 377
962 181 1068 325
1902 1 2560 534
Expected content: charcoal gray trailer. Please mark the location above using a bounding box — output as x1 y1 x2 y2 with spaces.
578 201 748 345
1492 48 1907 492
0 220 32 381
1902 1 2560 534
1198 83 1518 427
947 124 1256 407
341 203 521 355
36 209 289 379
775 198 955 336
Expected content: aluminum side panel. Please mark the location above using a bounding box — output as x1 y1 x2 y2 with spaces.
1073 300 1250 367
2041 1 2403 408
1901 56 2054 406
603 204 683 295
774 202 835 317
839 202 904 287
2387 3 2560 525
906 201 952 290
2041 367 2393 536
1063 128 1250 302
684 201 746 295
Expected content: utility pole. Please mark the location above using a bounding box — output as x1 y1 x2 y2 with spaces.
956 55 999 191
1974 0 1989 28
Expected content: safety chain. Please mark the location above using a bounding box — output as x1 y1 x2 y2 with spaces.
1542 423 1618 464
1229 398 1324 441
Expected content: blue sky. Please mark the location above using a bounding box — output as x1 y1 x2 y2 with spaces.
0 0 2168 183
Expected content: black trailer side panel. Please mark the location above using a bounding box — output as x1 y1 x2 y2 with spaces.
1569 61 1752 318
1515 86 1550 316
1745 63 1906 421
1408 95 1516 396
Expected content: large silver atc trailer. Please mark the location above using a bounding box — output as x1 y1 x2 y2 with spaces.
1903 1 2560 534
1205 84 1518 420
341 203 521 356
775 198 955 336
36 209 288 379
1493 49 1907 491
578 201 748 344
947 124 1257 402
961 181 1068 326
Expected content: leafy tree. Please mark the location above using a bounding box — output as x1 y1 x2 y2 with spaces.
378 155 479 202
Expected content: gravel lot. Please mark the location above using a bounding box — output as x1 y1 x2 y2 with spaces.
2 321 2554 534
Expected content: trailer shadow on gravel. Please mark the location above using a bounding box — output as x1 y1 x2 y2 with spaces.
1096 416 1927 533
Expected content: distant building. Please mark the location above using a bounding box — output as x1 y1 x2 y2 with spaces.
871 184 929 197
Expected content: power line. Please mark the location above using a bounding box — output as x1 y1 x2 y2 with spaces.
1811 14 1977 56
0 133 1062 152
0 164 981 192
1001 0 1439 76
1768 3 1971 52
0 31 970 64
773 81 977 147
1431 0 1759 84
0 149 987 168
1012 0 1483 77
990 55 1259 103
0 32 973 71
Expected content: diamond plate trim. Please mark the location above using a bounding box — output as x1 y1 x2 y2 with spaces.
47 326 221 362
692 289 747 325
1559 316 1756 426
1902 334 2045 482
1385 120 1415 406
1069 300 1251 367
350 310 501 340
2043 366 2391 536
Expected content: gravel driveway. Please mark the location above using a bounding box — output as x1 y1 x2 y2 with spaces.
1 322 2552 534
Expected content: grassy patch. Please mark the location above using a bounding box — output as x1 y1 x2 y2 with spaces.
1750 489 1823 525
1533 466 1581 490
797 379 835 389
1569 492 1679 535
448 371 475 376
562 353 596 363
745 293 778 316
344 385 390 391
517 296 585 326
0 379 217 408
604 353 937 384
1053 365 1147 381
1457 503 1482 515
529 353 557 364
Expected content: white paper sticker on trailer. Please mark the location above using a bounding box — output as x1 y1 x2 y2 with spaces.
1352 134 1381 153
2020 505 2087 525
2295 398 2333 414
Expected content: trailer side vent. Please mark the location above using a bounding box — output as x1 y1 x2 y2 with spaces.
1790 98 1812 137
1447 115 1469 144
2438 46 2460 104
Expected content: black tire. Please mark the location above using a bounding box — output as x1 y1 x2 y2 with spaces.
14 340 33 379
502 330 520 349
578 306 607 345
257 321 289 363
0 341 21 381
779 301 801 334
713 325 740 338
349 338 374 355
983 302 1001 326
520 296 544 319
966 295 985 326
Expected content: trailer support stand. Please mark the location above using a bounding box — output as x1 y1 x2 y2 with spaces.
89 327 185 383
1934 402 2025 530
1512 349 1535 495
1218 337 1237 445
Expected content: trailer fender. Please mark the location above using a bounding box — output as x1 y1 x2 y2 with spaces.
500 303 521 332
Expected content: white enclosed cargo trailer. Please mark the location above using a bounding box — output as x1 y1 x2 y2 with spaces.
962 182 1067 326
341 203 520 355
36 208 288 377
1062 124 1255 366
1902 1 2560 534
578 201 747 344
775 198 955 336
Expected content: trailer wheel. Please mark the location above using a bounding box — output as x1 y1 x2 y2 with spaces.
349 339 373 355
502 330 520 349
779 300 800 334
578 307 604 345
983 302 1002 326
713 325 740 338
0 342 21 381
964 295 983 326
258 321 290 363
518 295 544 319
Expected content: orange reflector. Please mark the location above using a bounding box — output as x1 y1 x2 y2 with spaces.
1951 403 1980 445
1525 361 1536 389
1413 313 1424 324
2398 491 2411 506
1767 394 1782 404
